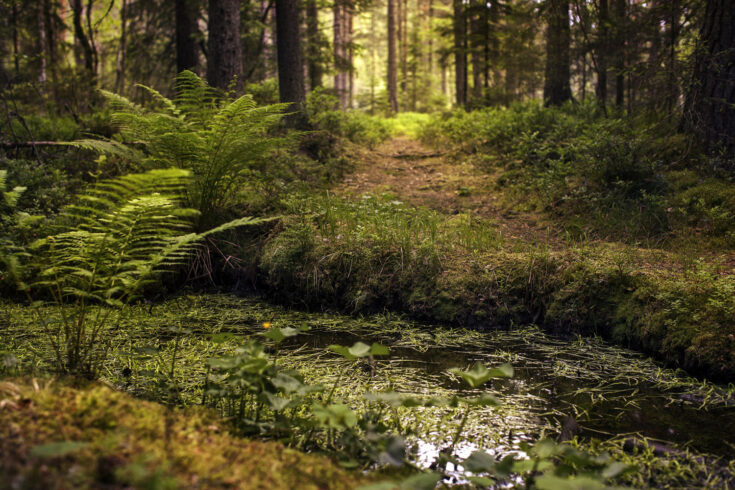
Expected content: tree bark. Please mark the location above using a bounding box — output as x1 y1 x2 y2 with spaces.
596 0 609 109
400 0 408 108
347 9 354 108
543 0 572 106
613 0 625 108
207 0 242 91
682 0 735 160
305 0 322 90
470 0 482 100
387 0 399 112
71 0 96 82
175 0 199 73
115 0 127 93
333 0 346 107
275 0 306 125
453 0 467 107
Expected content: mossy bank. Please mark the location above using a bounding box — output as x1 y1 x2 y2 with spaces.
257 199 735 381
0 378 366 489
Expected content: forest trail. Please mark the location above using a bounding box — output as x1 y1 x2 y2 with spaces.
336 136 563 248
337 137 735 273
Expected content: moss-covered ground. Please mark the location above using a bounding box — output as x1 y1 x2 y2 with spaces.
0 377 367 489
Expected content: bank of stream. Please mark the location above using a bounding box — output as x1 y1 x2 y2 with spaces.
2 294 734 487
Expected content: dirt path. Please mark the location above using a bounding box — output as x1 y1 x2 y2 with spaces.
335 136 735 274
336 137 563 247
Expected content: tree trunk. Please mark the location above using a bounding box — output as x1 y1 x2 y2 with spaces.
175 0 199 73
306 0 322 90
596 0 609 109
71 0 96 81
115 0 127 92
333 0 345 107
470 0 482 100
682 0 735 160
453 0 467 107
387 0 399 112
664 0 680 111
543 0 572 106
613 0 625 108
275 0 306 125
427 0 434 93
347 10 354 108
207 0 242 91
401 0 408 108
37 2 48 83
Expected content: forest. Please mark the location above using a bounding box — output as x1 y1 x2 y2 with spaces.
0 0 734 488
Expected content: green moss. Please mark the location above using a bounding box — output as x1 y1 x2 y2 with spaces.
0 379 366 489
258 213 735 380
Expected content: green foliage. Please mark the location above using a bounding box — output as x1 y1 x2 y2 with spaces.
71 71 290 229
12 168 265 377
422 101 735 243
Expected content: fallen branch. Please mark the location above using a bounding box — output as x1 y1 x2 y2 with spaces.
0 141 71 150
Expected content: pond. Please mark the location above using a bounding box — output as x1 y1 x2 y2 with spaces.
3 293 734 487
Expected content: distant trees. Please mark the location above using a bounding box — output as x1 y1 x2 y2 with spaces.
0 0 731 154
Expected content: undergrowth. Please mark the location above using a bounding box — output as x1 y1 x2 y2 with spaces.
420 101 735 247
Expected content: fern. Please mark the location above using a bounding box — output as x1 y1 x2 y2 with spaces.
71 71 291 230
26 168 267 377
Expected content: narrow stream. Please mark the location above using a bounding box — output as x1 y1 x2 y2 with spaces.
125 295 735 471
5 294 734 486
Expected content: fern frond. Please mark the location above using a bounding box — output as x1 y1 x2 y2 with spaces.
63 138 144 161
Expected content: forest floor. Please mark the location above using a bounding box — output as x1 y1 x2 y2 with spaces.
337 137 564 249
337 136 735 275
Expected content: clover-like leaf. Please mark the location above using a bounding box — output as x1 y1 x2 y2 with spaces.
448 362 513 388
328 342 390 360
462 450 496 473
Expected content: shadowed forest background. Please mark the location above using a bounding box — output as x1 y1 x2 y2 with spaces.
1 0 735 489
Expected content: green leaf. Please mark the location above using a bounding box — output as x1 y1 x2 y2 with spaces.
462 450 496 473
311 402 358 429
448 362 513 388
262 326 302 344
533 439 563 459
398 472 442 490
468 476 495 487
356 483 397 490
465 393 500 407
601 462 635 479
30 441 88 458
263 393 290 412
328 342 390 359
